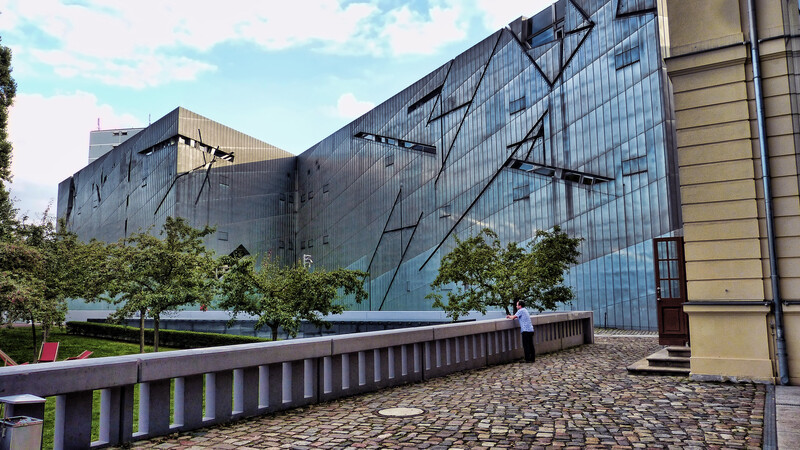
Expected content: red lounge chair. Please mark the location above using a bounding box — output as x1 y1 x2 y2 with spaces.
0 348 18 366
37 342 59 363
0 349 29 366
66 350 93 360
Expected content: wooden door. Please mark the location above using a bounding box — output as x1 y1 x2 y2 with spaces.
654 237 689 345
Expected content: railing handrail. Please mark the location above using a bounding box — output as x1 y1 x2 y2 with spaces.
0 312 593 449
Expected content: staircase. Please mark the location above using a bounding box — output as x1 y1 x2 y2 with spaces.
627 346 690 376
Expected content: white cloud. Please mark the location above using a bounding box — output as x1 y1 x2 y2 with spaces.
0 0 505 87
474 0 556 30
381 2 468 56
7 92 143 213
336 93 375 119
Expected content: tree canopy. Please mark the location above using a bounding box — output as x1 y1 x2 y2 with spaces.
0 36 17 184
103 217 217 351
427 226 582 321
0 35 17 240
216 256 368 340
1 213 111 359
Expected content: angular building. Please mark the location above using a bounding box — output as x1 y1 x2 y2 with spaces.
296 0 683 326
88 127 145 163
59 107 295 259
59 0 681 332
59 0 800 384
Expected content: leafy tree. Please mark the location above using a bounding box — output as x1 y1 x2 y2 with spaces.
104 217 216 352
0 240 46 361
0 212 112 359
427 226 582 321
0 36 18 240
0 186 16 242
0 36 16 183
34 218 112 341
216 256 368 340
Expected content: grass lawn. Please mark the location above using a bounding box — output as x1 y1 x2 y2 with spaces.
1 325 178 448
0 325 172 364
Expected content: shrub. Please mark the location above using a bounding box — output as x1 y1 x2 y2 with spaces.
65 321 267 349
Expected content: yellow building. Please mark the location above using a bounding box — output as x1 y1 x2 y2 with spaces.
664 0 799 384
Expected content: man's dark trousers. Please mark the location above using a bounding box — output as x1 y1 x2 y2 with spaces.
521 331 535 362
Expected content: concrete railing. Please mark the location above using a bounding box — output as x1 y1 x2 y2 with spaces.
0 311 593 449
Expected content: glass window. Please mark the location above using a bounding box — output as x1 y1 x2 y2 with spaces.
530 28 555 48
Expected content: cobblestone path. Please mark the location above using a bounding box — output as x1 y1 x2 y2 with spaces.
126 336 764 449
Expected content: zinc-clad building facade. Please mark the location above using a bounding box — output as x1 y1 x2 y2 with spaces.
293 0 681 325
58 0 682 330
58 107 296 259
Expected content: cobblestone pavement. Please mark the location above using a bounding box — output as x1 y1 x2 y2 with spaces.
593 328 658 337
124 337 765 449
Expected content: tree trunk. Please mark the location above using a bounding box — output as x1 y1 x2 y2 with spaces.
153 315 160 352
30 314 38 362
139 311 145 353
270 325 279 341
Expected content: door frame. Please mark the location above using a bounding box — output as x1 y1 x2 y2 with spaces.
653 237 690 346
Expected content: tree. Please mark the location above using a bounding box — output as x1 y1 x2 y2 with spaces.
216 256 368 340
1 213 112 359
427 226 582 321
0 36 18 240
33 217 112 341
0 240 46 361
104 217 217 351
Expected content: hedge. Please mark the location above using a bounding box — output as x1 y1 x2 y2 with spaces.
66 321 268 349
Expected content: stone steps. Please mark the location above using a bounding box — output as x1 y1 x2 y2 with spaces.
627 346 691 376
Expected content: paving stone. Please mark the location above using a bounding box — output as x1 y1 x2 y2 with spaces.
114 337 765 449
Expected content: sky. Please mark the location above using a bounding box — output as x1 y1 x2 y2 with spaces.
0 0 553 217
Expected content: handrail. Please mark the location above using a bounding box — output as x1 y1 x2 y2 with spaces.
0 311 593 449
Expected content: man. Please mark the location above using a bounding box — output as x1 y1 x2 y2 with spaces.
506 301 535 362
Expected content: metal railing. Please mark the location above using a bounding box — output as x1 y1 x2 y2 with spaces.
0 311 593 449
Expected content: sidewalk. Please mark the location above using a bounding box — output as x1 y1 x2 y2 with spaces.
776 385 800 449
124 336 769 449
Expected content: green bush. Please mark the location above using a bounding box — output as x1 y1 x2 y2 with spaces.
65 321 267 349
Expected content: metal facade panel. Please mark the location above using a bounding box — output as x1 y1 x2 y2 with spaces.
58 109 295 259
59 0 681 330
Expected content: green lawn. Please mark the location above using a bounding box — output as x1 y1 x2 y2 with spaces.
0 325 171 365
1 325 178 448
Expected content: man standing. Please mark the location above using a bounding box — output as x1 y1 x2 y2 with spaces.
506 301 535 362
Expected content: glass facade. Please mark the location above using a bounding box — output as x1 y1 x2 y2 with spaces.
293 0 680 329
59 0 681 330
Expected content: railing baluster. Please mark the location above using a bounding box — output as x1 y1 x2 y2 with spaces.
267 363 282 411
358 351 366 386
232 369 243 414
401 345 408 376
323 356 333 393
203 374 215 421
173 378 185 427
341 353 350 390
388 347 395 379
304 360 314 399
373 349 381 382
281 363 292 404
258 365 269 408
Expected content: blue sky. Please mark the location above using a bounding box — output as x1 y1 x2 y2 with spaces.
1 0 552 216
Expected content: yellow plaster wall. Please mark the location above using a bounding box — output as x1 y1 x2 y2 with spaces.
665 0 800 383
684 304 775 382
784 305 800 385
666 0 744 52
